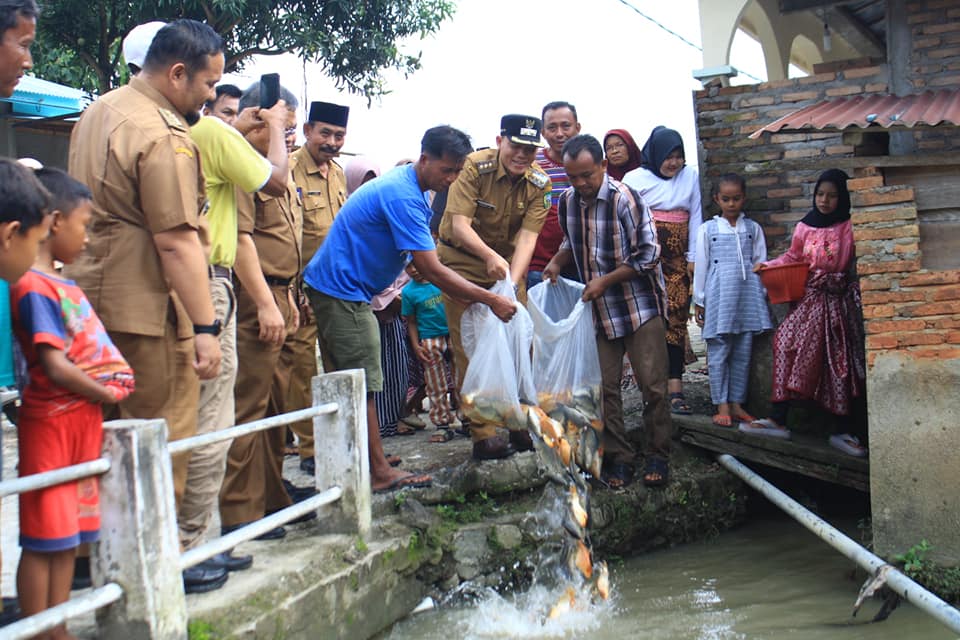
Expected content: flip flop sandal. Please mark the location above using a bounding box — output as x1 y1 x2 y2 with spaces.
739 418 791 439
712 414 733 427
669 392 693 415
601 462 634 490
430 428 455 443
399 414 426 430
395 423 418 436
373 473 433 494
829 433 867 457
732 412 757 424
643 457 669 487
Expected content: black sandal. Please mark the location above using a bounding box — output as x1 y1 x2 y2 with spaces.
643 456 669 487
601 461 634 490
429 428 455 443
669 392 692 415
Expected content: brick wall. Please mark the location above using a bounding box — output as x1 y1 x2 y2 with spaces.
693 0 960 255
694 64 889 253
852 171 960 366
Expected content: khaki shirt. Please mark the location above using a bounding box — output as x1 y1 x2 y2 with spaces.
237 179 303 281
64 76 205 338
289 146 345 267
438 148 551 285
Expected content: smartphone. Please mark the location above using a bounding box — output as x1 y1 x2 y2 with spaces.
259 73 280 109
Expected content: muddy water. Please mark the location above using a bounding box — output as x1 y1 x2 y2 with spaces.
383 516 956 640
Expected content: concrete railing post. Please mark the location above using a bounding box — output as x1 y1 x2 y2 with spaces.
312 370 371 538
95 419 187 639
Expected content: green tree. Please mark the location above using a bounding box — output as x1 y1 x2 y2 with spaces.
32 0 455 97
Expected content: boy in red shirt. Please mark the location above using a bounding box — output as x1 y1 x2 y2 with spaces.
10 168 134 637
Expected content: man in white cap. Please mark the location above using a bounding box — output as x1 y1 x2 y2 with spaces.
120 20 165 74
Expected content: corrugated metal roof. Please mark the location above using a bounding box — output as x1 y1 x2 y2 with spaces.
749 89 960 138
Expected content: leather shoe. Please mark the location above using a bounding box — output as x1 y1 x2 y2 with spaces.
283 478 317 503
472 436 516 461
267 506 317 525
183 563 228 594
509 430 534 452
299 456 315 475
205 550 253 572
222 523 287 541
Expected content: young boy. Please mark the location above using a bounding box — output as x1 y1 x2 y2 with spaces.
10 168 134 637
401 262 458 442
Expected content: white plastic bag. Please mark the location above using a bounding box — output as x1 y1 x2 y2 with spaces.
460 279 536 429
526 277 602 421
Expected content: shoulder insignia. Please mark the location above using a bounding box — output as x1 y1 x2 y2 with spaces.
526 168 549 189
173 146 194 159
476 159 496 175
158 107 186 132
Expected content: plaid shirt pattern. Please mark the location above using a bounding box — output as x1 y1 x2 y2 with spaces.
558 176 667 340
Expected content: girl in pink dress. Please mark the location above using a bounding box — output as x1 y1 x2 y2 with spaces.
744 169 867 457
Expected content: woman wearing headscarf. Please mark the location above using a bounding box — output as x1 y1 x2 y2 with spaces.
623 126 703 419
603 129 642 182
345 156 382 196
746 169 867 456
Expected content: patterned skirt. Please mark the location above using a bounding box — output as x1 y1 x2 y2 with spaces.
771 271 866 415
652 211 690 347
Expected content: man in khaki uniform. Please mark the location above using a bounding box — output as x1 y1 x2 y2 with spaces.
65 20 223 501
219 84 304 538
438 114 551 460
286 101 348 475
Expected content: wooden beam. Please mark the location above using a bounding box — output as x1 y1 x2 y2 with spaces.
827 6 886 58
779 0 846 13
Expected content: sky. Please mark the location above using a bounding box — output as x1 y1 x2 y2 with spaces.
228 0 775 171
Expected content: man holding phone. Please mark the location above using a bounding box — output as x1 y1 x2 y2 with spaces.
286 101 349 474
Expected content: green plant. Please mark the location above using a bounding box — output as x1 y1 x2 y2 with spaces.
895 539 931 575
354 536 369 554
188 621 215 640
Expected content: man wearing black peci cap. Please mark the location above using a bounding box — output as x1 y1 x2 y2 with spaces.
438 114 551 460
285 101 349 474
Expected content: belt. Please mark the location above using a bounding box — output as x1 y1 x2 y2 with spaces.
210 265 232 280
264 275 292 287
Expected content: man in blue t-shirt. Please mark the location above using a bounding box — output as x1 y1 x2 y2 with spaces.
302 125 517 493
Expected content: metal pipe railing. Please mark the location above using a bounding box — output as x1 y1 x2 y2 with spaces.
0 583 123 640
167 403 337 455
717 454 960 635
179 486 343 570
0 458 110 498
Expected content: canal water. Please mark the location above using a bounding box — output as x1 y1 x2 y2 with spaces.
383 516 956 640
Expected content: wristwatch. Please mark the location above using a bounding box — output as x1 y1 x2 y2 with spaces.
193 319 222 337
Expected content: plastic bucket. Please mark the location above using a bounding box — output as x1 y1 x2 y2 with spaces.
759 262 809 304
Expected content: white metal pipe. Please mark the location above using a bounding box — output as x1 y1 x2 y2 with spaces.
0 458 110 498
717 454 960 635
168 403 338 454
179 486 343 570
0 583 123 640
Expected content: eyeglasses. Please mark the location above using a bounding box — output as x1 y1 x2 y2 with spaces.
605 142 627 152
284 127 297 137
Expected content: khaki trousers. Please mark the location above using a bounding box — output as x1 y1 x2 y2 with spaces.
219 283 295 528
596 317 673 464
177 277 237 549
108 330 199 507
280 322 317 459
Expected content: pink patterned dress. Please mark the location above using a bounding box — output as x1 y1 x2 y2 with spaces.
765 220 865 415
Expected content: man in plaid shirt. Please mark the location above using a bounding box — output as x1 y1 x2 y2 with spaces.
543 134 673 489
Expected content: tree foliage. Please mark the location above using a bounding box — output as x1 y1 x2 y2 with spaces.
32 0 455 97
